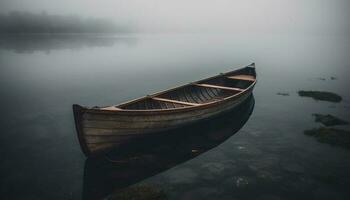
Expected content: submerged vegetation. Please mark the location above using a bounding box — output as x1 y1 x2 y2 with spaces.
313 114 348 126
306 114 349 148
111 185 167 200
304 127 350 149
298 90 342 102
0 11 131 34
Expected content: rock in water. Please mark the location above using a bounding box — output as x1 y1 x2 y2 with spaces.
312 114 348 126
304 127 350 149
298 91 342 102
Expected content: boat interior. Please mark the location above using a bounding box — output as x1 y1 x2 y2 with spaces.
104 66 256 110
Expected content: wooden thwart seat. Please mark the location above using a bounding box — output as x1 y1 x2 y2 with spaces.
226 75 255 82
194 83 244 92
152 97 201 106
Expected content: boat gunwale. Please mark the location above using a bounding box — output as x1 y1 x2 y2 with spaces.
79 63 256 115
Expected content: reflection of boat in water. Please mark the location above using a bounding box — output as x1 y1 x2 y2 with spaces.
82 95 255 200
74 63 257 156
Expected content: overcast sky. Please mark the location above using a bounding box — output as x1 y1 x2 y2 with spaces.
1 0 349 34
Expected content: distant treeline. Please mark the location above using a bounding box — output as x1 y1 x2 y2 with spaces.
0 11 130 34
0 34 137 53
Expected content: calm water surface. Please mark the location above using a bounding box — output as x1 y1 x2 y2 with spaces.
0 34 350 199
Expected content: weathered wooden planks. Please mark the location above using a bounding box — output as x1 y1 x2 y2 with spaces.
73 63 257 156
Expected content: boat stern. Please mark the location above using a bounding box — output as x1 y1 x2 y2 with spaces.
73 104 91 156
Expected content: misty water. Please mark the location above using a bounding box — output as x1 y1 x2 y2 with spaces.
1 34 350 200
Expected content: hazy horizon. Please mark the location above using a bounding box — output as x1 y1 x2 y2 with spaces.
1 1 350 200
0 0 349 35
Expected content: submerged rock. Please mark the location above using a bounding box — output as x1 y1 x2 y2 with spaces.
276 92 290 96
315 174 338 184
233 176 250 188
180 187 219 200
201 162 228 175
165 168 198 184
281 163 305 174
312 114 348 126
110 185 167 200
312 186 345 200
304 127 350 149
256 170 283 183
298 90 342 102
248 154 279 171
256 195 284 200
200 161 236 181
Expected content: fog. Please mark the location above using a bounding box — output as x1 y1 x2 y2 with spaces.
1 0 350 34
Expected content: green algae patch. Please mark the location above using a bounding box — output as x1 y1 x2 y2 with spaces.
304 127 350 149
298 91 342 102
313 114 348 126
111 185 167 200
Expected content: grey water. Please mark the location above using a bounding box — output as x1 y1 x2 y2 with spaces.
0 34 350 200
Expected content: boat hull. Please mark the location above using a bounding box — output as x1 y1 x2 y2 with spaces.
73 87 254 156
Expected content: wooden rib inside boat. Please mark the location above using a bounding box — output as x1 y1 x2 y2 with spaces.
73 63 257 156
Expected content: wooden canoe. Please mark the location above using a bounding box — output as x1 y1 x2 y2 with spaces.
83 96 255 200
73 63 257 156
